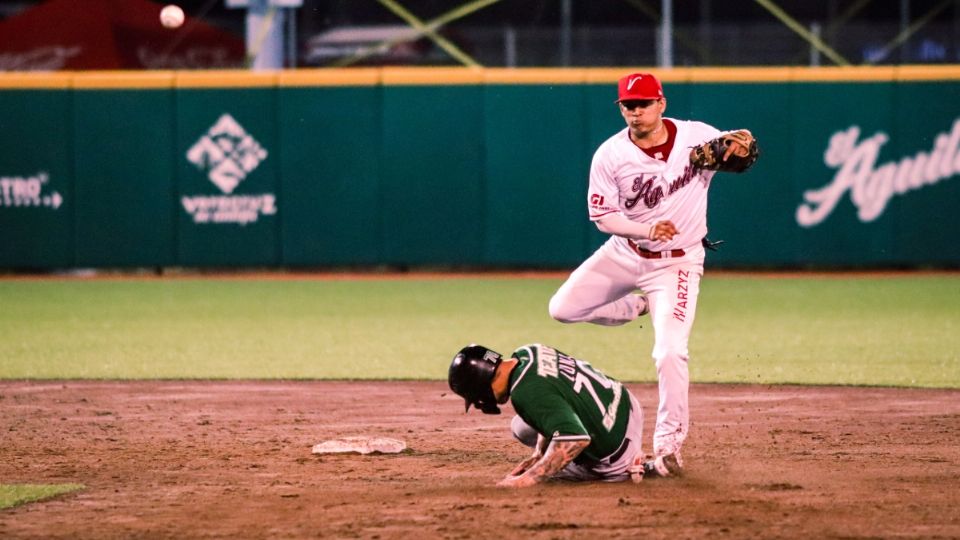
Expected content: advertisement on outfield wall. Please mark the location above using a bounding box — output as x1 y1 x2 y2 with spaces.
175 87 280 266
0 172 63 211
0 85 74 268
181 113 277 226
675 79 960 268
0 72 957 269
797 118 960 228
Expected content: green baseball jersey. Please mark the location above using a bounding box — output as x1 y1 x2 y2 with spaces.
507 343 631 463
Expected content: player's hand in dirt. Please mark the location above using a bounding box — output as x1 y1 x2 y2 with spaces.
509 453 541 476
510 440 545 476
650 220 678 242
510 457 538 476
497 474 537 488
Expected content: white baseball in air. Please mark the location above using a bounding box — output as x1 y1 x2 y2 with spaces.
160 4 185 29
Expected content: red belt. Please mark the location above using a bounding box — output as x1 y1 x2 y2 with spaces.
628 240 685 259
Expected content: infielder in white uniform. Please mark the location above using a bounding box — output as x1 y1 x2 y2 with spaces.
548 72 759 469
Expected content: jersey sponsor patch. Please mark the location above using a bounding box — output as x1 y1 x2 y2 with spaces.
589 192 615 214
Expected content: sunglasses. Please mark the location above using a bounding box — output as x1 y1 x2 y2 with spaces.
620 99 658 110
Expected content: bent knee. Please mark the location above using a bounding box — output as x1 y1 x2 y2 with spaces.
548 294 576 323
511 415 539 448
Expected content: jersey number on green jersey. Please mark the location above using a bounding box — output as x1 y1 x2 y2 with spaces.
571 359 623 431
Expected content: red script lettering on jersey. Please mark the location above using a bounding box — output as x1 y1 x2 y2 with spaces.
625 165 699 210
624 174 663 209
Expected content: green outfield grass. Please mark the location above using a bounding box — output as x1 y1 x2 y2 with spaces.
0 484 84 509
0 274 957 387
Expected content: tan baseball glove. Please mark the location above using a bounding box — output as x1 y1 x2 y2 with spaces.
689 129 759 173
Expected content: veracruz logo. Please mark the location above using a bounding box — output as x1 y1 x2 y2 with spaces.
181 114 276 226
187 113 267 194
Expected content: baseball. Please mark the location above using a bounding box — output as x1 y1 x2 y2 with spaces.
160 4 185 29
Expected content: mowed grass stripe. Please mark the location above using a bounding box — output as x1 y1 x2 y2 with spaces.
0 275 956 387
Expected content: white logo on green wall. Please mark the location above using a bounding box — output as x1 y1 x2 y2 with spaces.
187 113 267 193
0 172 63 210
797 118 960 227
182 114 276 225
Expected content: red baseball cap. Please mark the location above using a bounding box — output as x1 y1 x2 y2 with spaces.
616 72 664 102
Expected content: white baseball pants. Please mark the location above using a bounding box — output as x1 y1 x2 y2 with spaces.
549 237 705 457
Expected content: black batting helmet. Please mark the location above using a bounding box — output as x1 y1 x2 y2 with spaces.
448 344 503 415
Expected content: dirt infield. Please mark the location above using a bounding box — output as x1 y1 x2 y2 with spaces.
1 381 958 539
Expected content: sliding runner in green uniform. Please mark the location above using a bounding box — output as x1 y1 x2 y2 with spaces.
448 343 682 488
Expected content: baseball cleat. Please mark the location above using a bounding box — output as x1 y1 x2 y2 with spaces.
643 453 683 478
669 449 684 469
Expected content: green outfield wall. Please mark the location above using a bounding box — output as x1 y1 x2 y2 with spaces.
1 67 958 269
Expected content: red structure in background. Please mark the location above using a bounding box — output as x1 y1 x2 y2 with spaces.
0 0 245 70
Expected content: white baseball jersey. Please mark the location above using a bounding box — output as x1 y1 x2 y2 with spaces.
587 118 720 251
